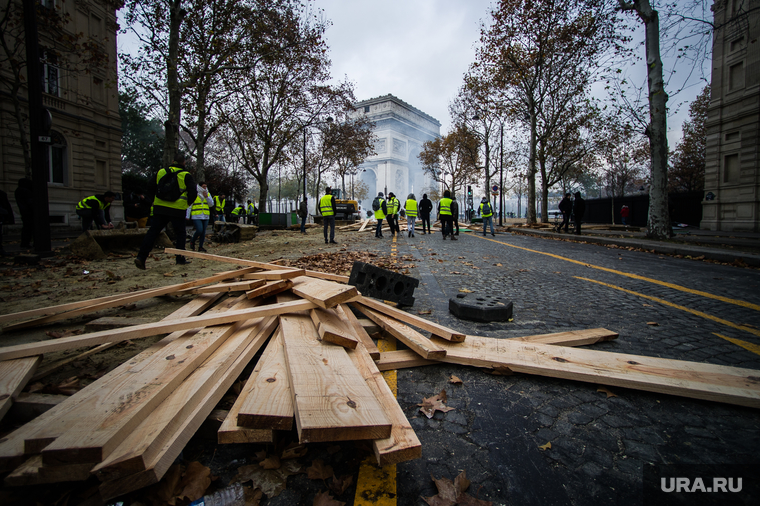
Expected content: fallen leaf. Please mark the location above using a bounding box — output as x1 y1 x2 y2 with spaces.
495 263 503 267
539 442 552 451
417 310 432 315
422 471 491 506
458 288 473 293
313 490 346 506
232 459 301 498
642 304 652 307
260 455 281 470
281 442 308 460
418 389 455 419
449 375 463 385
163 272 175 277
489 366 513 376
646 321 659 326
154 463 182 504
306 459 334 480
597 386 618 398
244 486 263 505
178 461 211 502
329 475 353 496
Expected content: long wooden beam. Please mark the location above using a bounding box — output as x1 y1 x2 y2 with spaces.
354 296 465 342
432 336 760 408
337 304 380 360
352 305 446 360
0 299 316 361
291 277 359 309
0 357 41 422
310 307 358 349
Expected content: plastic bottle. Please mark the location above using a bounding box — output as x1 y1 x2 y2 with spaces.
188 482 245 506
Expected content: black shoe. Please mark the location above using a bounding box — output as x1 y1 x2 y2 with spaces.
325 240 329 244
198 246 207 252
189 243 195 251
451 235 458 241
176 256 191 265
491 233 495 237
330 240 338 244
134 257 146 270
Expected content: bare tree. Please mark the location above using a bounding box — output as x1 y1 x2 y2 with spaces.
418 124 481 199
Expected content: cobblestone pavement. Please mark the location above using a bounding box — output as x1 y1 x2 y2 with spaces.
383 230 760 506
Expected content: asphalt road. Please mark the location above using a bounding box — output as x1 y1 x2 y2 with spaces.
382 230 760 506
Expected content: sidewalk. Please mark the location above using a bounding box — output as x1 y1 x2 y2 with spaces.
503 223 760 267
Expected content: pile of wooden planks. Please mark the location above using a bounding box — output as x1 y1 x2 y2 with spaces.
0 250 759 503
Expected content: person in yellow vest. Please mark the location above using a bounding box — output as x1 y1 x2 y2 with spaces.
246 200 257 225
373 192 388 238
230 204 246 223
75 192 117 232
479 196 495 237
187 182 214 252
386 192 401 236
135 152 197 269
320 187 337 244
214 193 226 222
437 189 456 240
404 193 417 238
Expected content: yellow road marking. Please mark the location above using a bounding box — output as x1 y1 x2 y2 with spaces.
714 333 760 356
475 235 760 312
575 276 760 338
354 326 397 505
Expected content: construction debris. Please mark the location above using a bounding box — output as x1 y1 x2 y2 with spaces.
0 251 758 504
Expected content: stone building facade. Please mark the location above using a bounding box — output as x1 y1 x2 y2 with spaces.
701 0 760 231
351 95 440 205
0 0 123 226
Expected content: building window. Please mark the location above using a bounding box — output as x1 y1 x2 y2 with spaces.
728 62 744 91
41 50 60 97
45 131 67 185
95 160 108 187
723 153 739 183
729 37 744 52
93 77 104 103
364 106 370 113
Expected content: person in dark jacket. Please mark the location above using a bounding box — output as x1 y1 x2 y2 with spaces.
124 192 150 228
573 191 586 235
135 152 197 269
0 189 15 255
14 178 34 248
419 194 433 234
558 193 572 233
298 198 308 233
451 196 460 236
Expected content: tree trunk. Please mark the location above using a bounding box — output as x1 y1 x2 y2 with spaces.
164 1 184 167
527 106 538 224
630 0 672 239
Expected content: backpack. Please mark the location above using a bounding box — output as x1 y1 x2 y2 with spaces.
156 168 183 201
482 202 491 215
372 197 381 211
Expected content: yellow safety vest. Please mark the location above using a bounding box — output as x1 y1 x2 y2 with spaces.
439 197 452 216
247 203 256 214
320 194 334 216
480 201 493 218
388 197 399 215
76 195 110 211
231 206 244 216
405 199 417 217
190 196 209 217
214 196 226 212
153 166 190 210
374 198 386 219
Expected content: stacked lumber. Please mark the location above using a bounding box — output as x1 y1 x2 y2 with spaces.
1 251 759 503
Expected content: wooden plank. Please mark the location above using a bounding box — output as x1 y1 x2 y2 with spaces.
4 455 44 486
91 315 278 481
235 329 294 430
85 317 156 331
0 357 41 422
2 266 260 331
217 411 274 444
246 279 294 300
8 393 67 422
432 336 760 408
0 299 316 361
291 276 359 309
98 316 280 501
358 317 381 335
358 218 370 232
165 248 350 284
353 305 446 360
242 269 306 280
185 279 266 294
0 293 142 326
336 304 380 360
310 308 358 349
39 310 253 466
355 296 466 342
30 343 118 382
373 329 619 371
0 294 222 471
279 314 391 443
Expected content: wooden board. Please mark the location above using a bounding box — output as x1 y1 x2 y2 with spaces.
358 218 370 232
0 299 315 361
376 350 436 371
336 304 380 360
357 317 381 335
0 357 41 422
2 266 260 331
291 276 359 309
8 393 66 423
353 305 446 360
246 279 294 300
355 296 466 342
98 317 281 501
91 315 278 481
234 329 294 430
185 279 266 294
0 294 222 473
242 269 306 280
165 248 350 284
431 336 760 408
30 343 118 382
279 314 391 443
310 307 358 349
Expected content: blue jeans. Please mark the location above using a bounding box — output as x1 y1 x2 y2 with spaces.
191 218 208 248
483 216 494 235
301 216 307 233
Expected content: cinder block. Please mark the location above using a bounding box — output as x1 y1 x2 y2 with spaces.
349 261 419 306
449 293 513 322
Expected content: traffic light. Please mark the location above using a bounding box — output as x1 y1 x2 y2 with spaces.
467 185 472 196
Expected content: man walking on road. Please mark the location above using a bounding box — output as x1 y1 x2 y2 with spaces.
558 193 572 233
438 190 456 240
480 197 495 236
298 198 308 234
320 187 337 244
573 191 586 235
404 193 417 237
374 192 387 238
419 193 433 234
387 192 400 236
